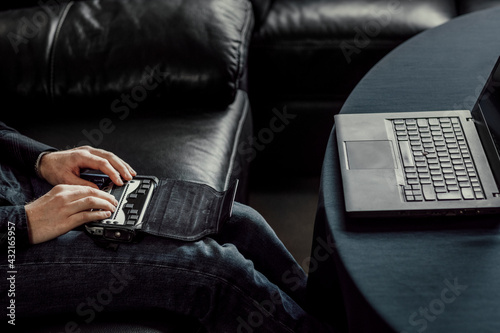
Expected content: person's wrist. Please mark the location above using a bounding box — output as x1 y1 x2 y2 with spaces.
35 151 52 180
25 205 34 244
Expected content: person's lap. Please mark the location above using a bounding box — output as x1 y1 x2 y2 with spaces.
2 202 331 332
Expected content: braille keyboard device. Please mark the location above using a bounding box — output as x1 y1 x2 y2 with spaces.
81 169 158 243
80 169 238 244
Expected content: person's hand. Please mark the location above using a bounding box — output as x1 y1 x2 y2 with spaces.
38 146 137 188
25 185 119 244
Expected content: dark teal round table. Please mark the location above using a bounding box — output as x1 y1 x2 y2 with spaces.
307 7 500 333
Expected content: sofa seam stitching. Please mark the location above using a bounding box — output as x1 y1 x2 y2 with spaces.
48 1 73 102
224 92 249 190
234 0 253 94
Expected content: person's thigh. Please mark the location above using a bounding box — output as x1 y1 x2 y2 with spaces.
1 203 329 332
214 202 308 304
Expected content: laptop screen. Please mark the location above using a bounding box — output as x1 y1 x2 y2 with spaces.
472 57 500 187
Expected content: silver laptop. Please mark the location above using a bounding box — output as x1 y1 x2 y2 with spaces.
335 57 500 217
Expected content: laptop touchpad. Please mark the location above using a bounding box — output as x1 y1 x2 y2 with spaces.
345 140 396 169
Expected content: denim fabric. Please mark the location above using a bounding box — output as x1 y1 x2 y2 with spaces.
1 198 333 332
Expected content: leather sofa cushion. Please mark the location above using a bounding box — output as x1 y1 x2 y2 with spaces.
4 90 251 199
457 0 500 14
254 0 455 41
0 0 45 10
249 0 274 26
0 0 253 111
250 0 457 100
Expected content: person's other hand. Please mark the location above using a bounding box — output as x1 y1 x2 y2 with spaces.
25 185 118 244
38 146 137 188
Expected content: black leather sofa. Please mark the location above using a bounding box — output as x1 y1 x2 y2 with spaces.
3 0 500 332
0 0 253 201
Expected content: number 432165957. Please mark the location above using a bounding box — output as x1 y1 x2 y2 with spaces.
7 221 16 269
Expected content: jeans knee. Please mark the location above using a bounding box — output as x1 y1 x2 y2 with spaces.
228 203 270 231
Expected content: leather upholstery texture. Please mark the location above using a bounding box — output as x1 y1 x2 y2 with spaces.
0 0 253 110
250 0 457 101
5 90 252 196
458 0 500 14
248 0 274 26
1 0 254 201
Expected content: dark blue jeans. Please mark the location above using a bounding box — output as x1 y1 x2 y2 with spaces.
1 202 334 332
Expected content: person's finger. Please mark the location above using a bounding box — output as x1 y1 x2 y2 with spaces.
75 153 124 186
125 162 137 177
86 186 119 206
95 150 135 181
79 146 136 181
61 185 118 206
63 173 100 189
68 196 117 216
69 209 113 227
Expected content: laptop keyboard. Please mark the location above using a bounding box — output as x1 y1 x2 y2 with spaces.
392 117 485 201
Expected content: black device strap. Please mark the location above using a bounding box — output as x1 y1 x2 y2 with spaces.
140 179 238 241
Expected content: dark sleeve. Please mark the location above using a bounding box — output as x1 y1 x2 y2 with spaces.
0 206 30 249
0 121 57 248
0 121 57 176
